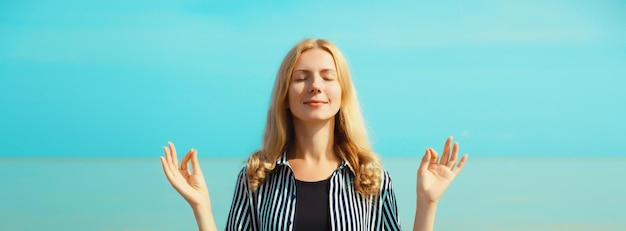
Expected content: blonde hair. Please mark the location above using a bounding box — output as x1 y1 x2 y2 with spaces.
246 38 382 196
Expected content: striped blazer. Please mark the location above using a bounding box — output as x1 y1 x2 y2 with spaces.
226 155 402 231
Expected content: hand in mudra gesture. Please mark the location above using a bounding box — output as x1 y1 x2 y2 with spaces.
417 136 468 203
160 142 211 207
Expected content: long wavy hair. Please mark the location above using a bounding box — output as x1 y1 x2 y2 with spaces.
246 38 382 196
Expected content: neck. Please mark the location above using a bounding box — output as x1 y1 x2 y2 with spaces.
290 118 337 163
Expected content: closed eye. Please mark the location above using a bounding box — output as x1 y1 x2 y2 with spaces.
321 74 336 81
321 70 337 81
294 75 310 82
292 72 308 82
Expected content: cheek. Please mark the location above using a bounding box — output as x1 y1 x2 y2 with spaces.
287 84 301 107
328 83 342 102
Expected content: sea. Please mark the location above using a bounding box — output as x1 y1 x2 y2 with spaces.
1 157 625 231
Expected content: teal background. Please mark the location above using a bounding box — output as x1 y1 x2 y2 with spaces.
1 2 626 230
1 0 625 158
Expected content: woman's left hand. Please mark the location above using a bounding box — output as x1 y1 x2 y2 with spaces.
417 136 468 204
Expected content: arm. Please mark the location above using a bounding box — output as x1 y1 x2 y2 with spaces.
413 200 437 231
225 168 254 231
380 171 402 231
413 136 468 231
192 203 217 231
160 142 218 231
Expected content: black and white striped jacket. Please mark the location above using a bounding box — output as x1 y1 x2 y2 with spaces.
226 155 402 231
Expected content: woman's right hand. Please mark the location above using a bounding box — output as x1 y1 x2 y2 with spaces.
160 141 211 208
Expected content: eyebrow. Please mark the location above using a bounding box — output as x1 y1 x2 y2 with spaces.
292 69 337 73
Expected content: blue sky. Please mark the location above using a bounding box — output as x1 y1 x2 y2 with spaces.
1 0 625 157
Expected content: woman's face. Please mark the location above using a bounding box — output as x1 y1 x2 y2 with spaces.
288 48 342 123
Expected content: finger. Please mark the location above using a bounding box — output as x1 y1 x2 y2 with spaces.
160 156 174 181
191 149 204 175
440 136 452 166
180 149 193 177
161 157 185 192
447 142 459 168
418 148 430 173
453 154 469 175
168 141 179 169
429 148 438 167
163 146 176 175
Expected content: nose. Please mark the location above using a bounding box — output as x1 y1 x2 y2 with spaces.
309 74 323 94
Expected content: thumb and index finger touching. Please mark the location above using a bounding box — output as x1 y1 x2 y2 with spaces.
161 141 204 177
181 148 204 176
418 148 434 173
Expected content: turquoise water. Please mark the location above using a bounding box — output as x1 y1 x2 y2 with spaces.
1 157 625 230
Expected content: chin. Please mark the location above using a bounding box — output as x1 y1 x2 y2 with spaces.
292 113 337 122
298 116 335 122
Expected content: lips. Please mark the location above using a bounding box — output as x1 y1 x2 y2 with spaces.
303 100 328 105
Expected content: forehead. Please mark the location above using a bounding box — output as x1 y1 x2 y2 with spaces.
293 48 336 71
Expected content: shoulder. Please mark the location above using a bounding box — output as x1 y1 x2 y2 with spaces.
381 169 392 180
237 166 247 177
379 169 395 191
235 166 250 186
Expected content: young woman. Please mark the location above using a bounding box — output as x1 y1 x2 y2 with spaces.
160 38 468 231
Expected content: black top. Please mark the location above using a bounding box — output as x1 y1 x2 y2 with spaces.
293 177 331 231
